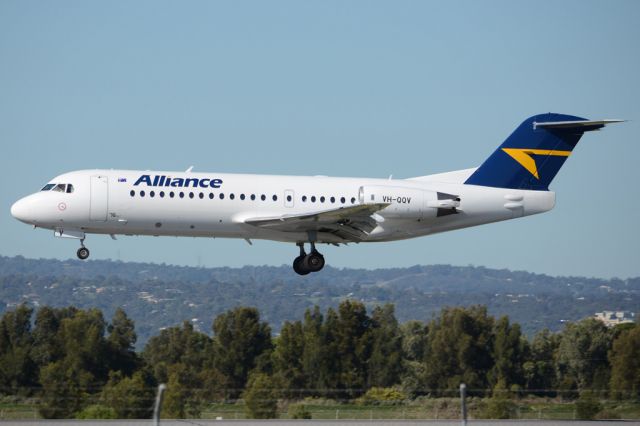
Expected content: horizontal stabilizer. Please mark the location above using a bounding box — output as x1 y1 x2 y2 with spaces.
533 119 624 131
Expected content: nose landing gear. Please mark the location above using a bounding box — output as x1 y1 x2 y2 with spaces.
293 242 325 275
76 239 90 260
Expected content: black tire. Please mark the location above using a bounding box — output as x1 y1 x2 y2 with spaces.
293 255 310 275
304 251 325 272
77 247 90 260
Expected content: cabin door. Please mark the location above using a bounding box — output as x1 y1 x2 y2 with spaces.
90 175 109 221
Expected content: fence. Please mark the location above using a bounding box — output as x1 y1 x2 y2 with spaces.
1 388 638 420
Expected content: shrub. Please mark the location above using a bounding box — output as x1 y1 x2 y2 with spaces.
288 403 312 419
356 387 407 405
481 397 517 419
575 391 602 420
75 404 117 419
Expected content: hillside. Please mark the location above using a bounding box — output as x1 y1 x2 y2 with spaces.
0 255 637 347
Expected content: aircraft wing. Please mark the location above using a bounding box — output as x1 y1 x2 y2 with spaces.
243 203 389 241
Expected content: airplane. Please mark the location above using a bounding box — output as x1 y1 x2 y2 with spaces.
11 113 623 275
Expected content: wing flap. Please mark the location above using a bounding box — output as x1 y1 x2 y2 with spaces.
244 203 389 241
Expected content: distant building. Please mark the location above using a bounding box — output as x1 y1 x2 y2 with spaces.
594 311 636 327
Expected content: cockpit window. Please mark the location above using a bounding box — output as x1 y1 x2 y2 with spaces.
41 183 74 193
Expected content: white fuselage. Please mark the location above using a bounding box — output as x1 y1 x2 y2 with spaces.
10 168 555 245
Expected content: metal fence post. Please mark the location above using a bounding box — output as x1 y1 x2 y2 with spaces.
460 383 467 426
153 384 166 426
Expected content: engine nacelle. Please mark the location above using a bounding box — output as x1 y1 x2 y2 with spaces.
358 185 429 219
359 185 460 220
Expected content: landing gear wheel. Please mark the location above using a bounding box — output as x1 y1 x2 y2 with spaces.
304 251 325 273
293 255 310 276
77 247 90 260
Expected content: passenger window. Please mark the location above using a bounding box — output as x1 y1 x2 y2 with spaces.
251 194 256 201
199 193 204 199
240 194 246 200
340 197 345 204
189 192 194 199
287 195 292 202
160 191 165 198
140 191 146 197
320 196 325 203
66 184 74 193
311 196 316 202
302 195 307 202
330 196 335 203
150 191 155 198
261 194 266 201
209 193 214 199
179 192 184 198
170 192 175 198
272 195 277 201
220 193 225 199
41 184 56 191
351 197 356 204
130 190 135 197
230 193 235 200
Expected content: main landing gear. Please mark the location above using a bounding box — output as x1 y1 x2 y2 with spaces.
76 239 90 260
293 242 325 275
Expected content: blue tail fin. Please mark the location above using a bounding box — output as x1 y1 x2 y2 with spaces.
464 113 611 190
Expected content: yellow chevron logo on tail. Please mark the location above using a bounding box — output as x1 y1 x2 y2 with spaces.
502 148 571 179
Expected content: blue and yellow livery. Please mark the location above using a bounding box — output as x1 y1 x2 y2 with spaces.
465 113 623 190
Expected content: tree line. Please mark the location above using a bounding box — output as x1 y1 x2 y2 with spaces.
0 302 638 418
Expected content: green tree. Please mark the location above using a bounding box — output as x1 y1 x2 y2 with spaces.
100 370 155 418
212 307 272 397
609 324 640 399
38 309 110 418
488 316 526 392
400 320 428 362
334 300 373 397
39 359 93 418
272 320 305 397
399 320 428 397
107 308 138 375
163 363 204 418
423 306 495 395
368 304 402 388
0 304 37 393
301 306 336 396
31 306 78 366
243 373 278 419
557 318 612 392
142 321 211 384
523 328 560 395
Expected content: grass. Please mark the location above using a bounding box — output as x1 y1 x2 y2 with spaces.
2 396 639 420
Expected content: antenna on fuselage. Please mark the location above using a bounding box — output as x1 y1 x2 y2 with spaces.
185 166 194 173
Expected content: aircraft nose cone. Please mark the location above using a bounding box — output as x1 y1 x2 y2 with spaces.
10 198 31 223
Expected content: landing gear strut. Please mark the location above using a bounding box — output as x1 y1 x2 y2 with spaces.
292 242 325 275
76 239 90 260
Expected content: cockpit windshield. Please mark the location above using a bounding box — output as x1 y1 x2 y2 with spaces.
41 183 74 193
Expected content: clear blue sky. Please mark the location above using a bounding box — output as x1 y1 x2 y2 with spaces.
1 1 638 278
